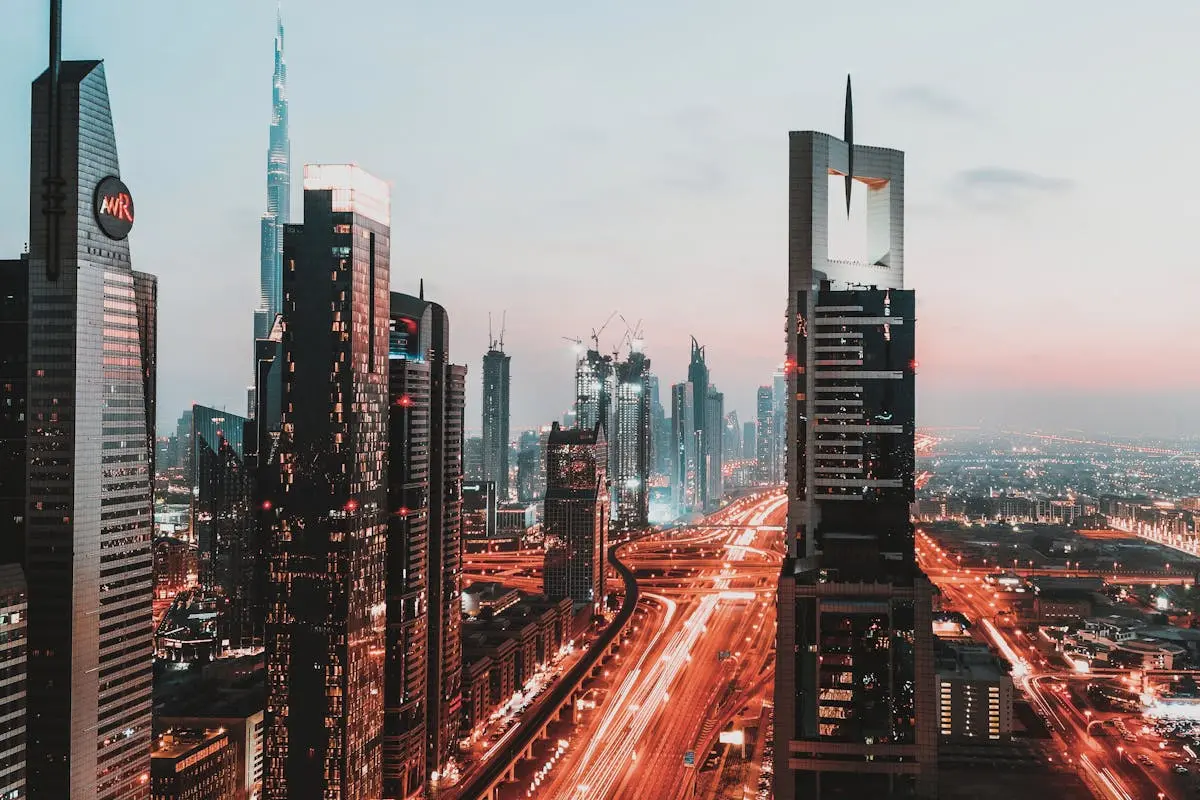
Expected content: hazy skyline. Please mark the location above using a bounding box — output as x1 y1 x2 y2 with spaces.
2 1 1198 437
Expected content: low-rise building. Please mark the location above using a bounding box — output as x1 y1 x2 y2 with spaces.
151 728 237 800
462 581 520 619
935 641 1013 741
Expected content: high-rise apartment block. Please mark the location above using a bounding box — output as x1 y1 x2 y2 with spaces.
25 59 157 800
385 291 466 796
774 81 936 799
574 349 613 433
263 164 391 799
481 344 510 501
543 423 609 613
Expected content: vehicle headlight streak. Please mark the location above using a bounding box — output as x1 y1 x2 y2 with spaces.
551 498 785 799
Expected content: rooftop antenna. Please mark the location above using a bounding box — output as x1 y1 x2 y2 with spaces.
843 73 854 217
498 310 507 350
488 312 493 349
419 277 424 300
43 0 65 281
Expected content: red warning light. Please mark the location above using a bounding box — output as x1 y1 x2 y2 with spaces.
396 394 414 407
262 500 273 511
345 499 359 512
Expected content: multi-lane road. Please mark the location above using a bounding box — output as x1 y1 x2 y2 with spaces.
498 492 786 800
919 530 1192 800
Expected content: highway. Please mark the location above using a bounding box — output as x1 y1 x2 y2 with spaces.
918 531 1187 800
526 491 786 800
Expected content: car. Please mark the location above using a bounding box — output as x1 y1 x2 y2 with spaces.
1175 765 1190 775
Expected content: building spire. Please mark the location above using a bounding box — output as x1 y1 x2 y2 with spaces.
843 74 854 217
419 278 424 300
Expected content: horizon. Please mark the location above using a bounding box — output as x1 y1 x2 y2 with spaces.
2 1 1198 437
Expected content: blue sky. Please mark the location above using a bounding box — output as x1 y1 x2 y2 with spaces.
2 1 1199 437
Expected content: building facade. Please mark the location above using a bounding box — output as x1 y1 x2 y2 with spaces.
263 165 390 799
26 60 156 800
481 346 510 501
385 291 466 795
0 257 27 569
0 564 26 799
774 84 937 799
543 423 609 613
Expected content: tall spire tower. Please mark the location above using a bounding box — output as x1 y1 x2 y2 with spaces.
255 5 292 341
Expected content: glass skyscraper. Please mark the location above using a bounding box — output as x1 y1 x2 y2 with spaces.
263 165 390 800
192 404 255 648
25 60 157 800
611 349 651 529
481 344 510 501
255 9 291 342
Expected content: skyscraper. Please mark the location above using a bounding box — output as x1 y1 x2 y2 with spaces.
481 342 510 501
192 405 255 648
385 290 466 795
774 80 936 799
756 385 776 484
687 338 709 507
704 387 725 507
611 348 651 530
543 422 609 614
772 366 787 487
647 373 671 477
742 420 756 460
25 59 157 799
254 9 291 342
263 164 390 799
669 382 698 516
723 410 741 462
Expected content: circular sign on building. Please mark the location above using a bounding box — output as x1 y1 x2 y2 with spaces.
93 176 135 240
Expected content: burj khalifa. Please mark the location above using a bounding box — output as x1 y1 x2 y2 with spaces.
254 7 291 341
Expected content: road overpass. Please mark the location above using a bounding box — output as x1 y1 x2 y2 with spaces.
448 544 639 800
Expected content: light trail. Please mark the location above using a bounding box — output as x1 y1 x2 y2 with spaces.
545 495 786 799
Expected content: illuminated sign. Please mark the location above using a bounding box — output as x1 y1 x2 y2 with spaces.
389 315 420 359
93 176 134 240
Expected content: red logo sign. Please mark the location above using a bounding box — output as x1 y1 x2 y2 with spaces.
93 176 135 240
98 192 134 223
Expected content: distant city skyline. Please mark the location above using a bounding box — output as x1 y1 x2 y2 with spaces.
1 1 1198 436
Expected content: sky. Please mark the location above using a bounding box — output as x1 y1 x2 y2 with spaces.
2 1 1199 438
